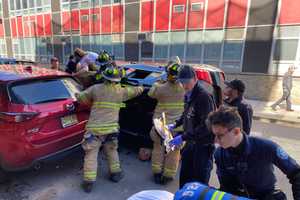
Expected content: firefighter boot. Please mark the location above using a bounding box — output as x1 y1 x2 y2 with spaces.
110 171 124 182
153 173 162 184
81 181 94 193
160 176 173 185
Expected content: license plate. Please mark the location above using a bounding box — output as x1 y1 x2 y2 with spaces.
61 114 78 128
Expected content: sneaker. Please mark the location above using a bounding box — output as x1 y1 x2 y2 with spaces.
153 173 162 184
110 171 124 182
81 181 94 193
160 176 173 185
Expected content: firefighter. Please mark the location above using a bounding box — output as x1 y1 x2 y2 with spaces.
76 64 143 193
93 51 113 83
148 62 185 184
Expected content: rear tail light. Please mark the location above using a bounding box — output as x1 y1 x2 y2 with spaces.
0 112 40 123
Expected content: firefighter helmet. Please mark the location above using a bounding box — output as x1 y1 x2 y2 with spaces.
98 51 111 63
102 65 125 82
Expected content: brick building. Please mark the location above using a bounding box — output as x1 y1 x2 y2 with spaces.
0 0 300 102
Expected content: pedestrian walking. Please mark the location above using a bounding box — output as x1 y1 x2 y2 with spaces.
271 65 296 111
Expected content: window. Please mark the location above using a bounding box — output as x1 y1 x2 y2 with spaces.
173 5 184 13
81 0 90 8
112 34 124 59
191 2 203 12
203 30 223 62
170 31 185 60
10 0 15 10
154 32 168 60
81 15 89 21
186 31 202 62
102 0 111 5
9 78 81 105
16 0 21 10
81 36 91 51
102 35 112 54
273 39 298 61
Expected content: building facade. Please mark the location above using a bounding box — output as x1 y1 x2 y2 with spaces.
0 0 300 77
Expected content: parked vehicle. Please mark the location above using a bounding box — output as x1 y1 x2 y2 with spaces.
0 64 89 180
118 63 225 147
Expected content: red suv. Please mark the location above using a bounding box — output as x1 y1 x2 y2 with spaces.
0 65 89 179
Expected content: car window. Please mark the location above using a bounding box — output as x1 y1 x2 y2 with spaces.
9 77 82 105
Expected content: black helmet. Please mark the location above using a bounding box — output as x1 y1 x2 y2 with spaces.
98 51 111 63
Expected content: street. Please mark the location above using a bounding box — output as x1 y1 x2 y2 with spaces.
0 120 299 200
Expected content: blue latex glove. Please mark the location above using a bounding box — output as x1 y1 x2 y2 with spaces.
167 123 176 131
169 135 183 147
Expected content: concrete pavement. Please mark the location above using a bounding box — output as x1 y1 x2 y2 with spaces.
246 99 300 127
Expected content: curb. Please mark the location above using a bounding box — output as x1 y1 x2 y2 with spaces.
253 115 300 127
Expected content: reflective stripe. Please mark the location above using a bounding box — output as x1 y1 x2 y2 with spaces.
217 192 225 200
163 168 177 178
93 102 125 109
84 171 97 181
87 123 119 128
152 164 162 173
110 163 121 173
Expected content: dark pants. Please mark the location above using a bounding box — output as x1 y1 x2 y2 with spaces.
179 143 214 188
260 190 287 200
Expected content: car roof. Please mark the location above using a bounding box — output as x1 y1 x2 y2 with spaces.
0 64 68 82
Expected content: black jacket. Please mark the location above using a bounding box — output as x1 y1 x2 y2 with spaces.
65 59 77 74
175 81 216 145
224 96 253 135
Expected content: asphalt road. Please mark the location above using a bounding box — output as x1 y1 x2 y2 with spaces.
0 120 299 200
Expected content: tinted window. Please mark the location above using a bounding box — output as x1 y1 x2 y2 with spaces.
9 78 82 105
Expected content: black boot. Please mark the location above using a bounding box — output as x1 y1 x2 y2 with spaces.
161 176 173 185
81 181 94 193
110 171 124 182
153 173 162 184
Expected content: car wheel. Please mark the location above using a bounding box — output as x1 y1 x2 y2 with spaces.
0 168 9 184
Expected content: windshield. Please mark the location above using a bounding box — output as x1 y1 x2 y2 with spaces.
9 77 82 105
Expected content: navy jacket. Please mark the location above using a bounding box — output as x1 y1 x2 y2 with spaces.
224 97 253 135
175 81 215 145
214 134 300 199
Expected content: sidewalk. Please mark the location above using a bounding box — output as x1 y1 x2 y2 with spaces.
246 99 300 127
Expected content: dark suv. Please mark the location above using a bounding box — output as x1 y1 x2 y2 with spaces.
118 63 225 147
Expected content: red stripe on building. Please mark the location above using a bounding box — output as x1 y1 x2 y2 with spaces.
23 16 30 37
17 16 24 37
279 0 300 25
11 18 17 38
36 14 44 36
206 0 225 29
91 8 101 34
30 16 37 36
80 9 90 35
188 0 205 29
44 14 52 36
112 5 123 33
141 1 154 32
226 0 248 27
101 6 111 33
62 11 71 32
171 0 187 30
71 10 80 30
0 23 4 37
156 0 170 31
